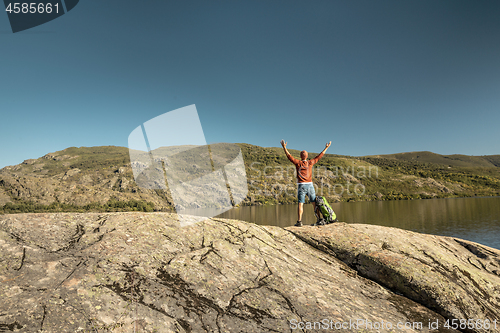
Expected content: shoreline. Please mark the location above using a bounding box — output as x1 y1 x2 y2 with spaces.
2 193 500 215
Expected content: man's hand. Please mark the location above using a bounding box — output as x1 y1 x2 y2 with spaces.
281 140 287 148
320 141 332 155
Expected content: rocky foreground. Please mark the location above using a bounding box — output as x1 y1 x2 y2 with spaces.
0 213 499 333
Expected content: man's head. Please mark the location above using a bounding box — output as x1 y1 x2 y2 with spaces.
300 150 308 160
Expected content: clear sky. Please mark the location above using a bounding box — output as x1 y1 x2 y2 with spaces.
1 0 500 169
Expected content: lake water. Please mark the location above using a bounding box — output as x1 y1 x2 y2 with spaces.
213 197 500 250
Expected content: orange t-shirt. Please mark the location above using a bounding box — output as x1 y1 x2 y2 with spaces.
285 151 324 183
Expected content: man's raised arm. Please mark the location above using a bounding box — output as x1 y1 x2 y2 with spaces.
281 140 298 164
311 141 332 163
281 140 290 155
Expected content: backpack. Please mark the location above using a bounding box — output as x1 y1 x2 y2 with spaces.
314 196 337 224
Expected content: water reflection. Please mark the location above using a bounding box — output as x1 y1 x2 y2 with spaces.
214 197 500 250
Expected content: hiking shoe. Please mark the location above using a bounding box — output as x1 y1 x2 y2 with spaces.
294 221 303 227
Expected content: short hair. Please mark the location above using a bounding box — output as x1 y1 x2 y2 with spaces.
300 150 308 160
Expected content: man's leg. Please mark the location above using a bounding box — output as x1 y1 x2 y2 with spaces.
296 184 306 226
309 184 319 224
298 203 304 222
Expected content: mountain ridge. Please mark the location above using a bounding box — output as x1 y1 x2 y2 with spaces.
365 150 500 168
3 145 499 171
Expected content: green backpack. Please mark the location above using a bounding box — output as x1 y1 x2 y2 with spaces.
315 196 337 224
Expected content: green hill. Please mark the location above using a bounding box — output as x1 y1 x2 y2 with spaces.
0 144 499 213
367 151 500 168
483 155 500 167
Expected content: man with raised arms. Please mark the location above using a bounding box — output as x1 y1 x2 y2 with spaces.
280 140 331 226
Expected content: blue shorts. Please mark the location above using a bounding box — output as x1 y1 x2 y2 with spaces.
297 183 316 204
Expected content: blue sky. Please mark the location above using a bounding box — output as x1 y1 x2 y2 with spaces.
1 0 500 169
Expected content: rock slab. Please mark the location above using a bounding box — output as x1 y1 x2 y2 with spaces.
1 213 498 332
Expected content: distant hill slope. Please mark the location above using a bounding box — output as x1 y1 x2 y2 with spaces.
0 144 499 213
366 151 500 168
483 155 500 167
